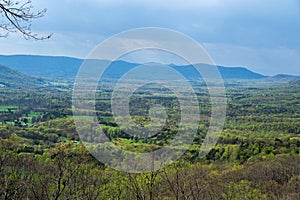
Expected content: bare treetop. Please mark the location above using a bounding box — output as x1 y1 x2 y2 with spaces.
0 0 51 40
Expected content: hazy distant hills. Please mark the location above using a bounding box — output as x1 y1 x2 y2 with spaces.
0 64 47 88
1 54 299 89
1 54 300 83
177 65 267 79
0 55 82 80
0 55 271 81
289 78 300 86
261 74 300 86
266 74 299 80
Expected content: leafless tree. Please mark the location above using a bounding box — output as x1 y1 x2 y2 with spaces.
0 0 51 39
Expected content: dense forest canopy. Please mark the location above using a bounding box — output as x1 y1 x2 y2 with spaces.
0 78 300 199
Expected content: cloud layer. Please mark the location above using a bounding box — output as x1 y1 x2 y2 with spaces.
0 0 300 75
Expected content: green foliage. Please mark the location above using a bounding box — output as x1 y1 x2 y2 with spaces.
0 79 300 199
222 180 267 200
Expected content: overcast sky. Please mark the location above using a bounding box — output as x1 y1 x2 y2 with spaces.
1 0 300 75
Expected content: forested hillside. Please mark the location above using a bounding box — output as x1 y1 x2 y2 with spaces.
0 79 300 199
0 64 48 88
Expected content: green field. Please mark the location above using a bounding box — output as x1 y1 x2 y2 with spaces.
0 105 18 112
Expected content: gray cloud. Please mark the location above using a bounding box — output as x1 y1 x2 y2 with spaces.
1 0 300 75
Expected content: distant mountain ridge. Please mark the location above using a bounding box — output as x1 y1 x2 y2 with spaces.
272 74 298 79
267 74 299 80
0 54 284 81
0 55 82 80
172 65 267 80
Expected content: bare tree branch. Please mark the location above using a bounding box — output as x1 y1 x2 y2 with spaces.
0 0 51 40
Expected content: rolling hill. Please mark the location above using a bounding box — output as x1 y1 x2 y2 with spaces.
261 74 300 85
266 74 299 81
289 78 300 86
0 64 47 88
0 55 268 80
0 55 82 80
